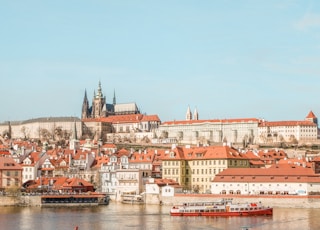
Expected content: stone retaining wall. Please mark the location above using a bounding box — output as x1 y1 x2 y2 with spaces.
2 194 320 208
0 196 41 207
159 194 320 208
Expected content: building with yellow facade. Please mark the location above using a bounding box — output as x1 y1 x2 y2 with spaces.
161 145 251 193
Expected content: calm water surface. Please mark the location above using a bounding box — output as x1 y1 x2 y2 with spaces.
0 203 319 230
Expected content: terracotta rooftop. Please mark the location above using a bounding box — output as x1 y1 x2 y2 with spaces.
259 120 316 127
0 157 22 170
162 118 260 125
306 110 317 119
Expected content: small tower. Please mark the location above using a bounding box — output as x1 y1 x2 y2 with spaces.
92 81 106 118
194 107 199 120
306 111 318 126
186 106 192 121
70 121 80 151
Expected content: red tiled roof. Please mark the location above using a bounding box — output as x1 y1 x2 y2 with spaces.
92 156 109 169
0 151 10 156
162 118 260 125
259 120 316 127
102 143 117 149
161 145 250 161
82 114 145 124
306 110 317 119
0 157 22 170
26 177 94 190
214 166 320 183
153 178 180 186
129 151 155 163
141 115 161 122
216 166 315 177
116 148 130 156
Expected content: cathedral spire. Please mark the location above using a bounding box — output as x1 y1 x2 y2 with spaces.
113 89 116 105
97 81 103 98
194 107 199 120
186 105 192 121
81 89 90 119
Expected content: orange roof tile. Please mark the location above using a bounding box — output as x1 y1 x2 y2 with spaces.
306 110 317 119
160 145 249 161
162 118 260 125
214 166 320 183
141 115 161 122
259 120 316 127
0 157 22 170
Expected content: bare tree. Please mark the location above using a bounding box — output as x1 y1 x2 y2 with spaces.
40 128 52 142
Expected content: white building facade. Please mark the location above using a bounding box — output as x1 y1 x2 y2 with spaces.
211 167 320 196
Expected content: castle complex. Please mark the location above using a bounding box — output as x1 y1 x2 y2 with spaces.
0 81 319 146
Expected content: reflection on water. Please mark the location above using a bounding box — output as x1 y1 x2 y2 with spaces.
0 204 319 230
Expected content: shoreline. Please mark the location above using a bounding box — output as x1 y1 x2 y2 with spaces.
2 194 320 208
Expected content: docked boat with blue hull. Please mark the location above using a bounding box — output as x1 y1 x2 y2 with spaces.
170 198 273 217
41 193 110 206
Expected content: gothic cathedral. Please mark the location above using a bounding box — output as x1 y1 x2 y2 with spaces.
81 81 140 119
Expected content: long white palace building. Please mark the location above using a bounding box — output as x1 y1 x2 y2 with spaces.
154 108 319 146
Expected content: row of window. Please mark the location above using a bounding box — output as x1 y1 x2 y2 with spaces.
217 183 303 187
6 178 19 187
163 160 228 166
23 168 33 172
163 168 223 176
5 171 19 177
24 175 33 179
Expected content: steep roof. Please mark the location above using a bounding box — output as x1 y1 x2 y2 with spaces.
306 110 317 119
0 157 22 170
141 115 161 122
129 151 155 163
161 145 249 161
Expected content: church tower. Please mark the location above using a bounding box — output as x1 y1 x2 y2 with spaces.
306 110 318 126
113 89 116 105
81 89 90 119
92 81 106 118
186 106 192 120
194 107 199 120
70 121 79 150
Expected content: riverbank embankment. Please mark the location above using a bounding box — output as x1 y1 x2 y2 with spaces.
2 194 320 208
159 194 320 208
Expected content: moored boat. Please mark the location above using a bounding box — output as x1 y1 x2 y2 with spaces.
41 193 110 206
121 194 144 205
170 198 273 217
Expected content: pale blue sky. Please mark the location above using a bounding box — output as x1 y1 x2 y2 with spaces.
1 1 320 122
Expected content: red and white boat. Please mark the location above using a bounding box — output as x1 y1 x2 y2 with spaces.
170 198 273 217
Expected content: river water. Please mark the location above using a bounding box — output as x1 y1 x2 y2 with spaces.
0 203 319 230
